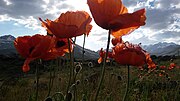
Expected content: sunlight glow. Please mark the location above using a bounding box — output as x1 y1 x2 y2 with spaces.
3 0 12 5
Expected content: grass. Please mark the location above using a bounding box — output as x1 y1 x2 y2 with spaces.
0 58 179 101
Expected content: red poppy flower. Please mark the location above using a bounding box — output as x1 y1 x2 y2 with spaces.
39 11 92 38
160 65 166 69
159 73 163 77
168 63 176 70
111 37 123 46
41 38 72 60
112 42 147 66
98 48 113 63
14 34 70 72
87 0 146 38
145 53 156 69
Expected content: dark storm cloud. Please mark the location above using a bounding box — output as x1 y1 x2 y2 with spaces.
0 0 74 19
122 0 180 32
0 0 46 18
145 8 180 30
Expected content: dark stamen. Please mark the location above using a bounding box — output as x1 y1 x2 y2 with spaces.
56 41 66 48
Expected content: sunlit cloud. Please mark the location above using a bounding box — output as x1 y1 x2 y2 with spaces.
3 0 12 5
0 0 179 51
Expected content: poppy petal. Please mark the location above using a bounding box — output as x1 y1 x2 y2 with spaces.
112 26 139 38
40 11 92 38
14 36 31 58
30 35 55 58
39 18 53 35
87 0 126 29
109 9 146 30
22 58 35 72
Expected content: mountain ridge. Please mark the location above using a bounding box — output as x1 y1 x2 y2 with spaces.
0 35 99 60
0 35 179 57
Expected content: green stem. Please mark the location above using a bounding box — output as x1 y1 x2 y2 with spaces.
81 34 86 93
123 65 130 101
72 37 76 101
35 59 41 101
47 63 52 97
94 30 111 101
82 34 86 64
66 38 73 96
51 65 55 91
72 37 76 83
73 73 78 101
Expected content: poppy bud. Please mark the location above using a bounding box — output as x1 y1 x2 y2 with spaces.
45 97 52 101
74 64 82 74
76 80 81 85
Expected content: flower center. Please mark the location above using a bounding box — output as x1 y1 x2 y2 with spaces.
56 40 66 48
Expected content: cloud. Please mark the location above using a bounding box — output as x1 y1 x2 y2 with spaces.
0 0 180 51
120 0 180 46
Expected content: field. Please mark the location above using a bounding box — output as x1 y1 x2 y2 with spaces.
0 56 179 101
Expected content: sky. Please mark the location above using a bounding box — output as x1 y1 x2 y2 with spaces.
0 0 180 51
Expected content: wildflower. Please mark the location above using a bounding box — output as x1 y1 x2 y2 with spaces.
98 48 113 63
39 11 92 38
159 65 166 69
14 34 69 72
87 0 146 38
159 73 163 77
168 63 176 70
111 37 123 46
145 53 156 68
112 42 147 66
41 38 72 60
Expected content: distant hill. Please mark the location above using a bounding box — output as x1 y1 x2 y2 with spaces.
0 35 179 58
0 35 16 55
74 44 99 60
143 42 180 56
0 35 99 60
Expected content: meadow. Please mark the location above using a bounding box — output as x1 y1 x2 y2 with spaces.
0 56 179 101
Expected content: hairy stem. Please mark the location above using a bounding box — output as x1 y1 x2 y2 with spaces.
66 38 73 95
123 65 130 101
94 30 111 101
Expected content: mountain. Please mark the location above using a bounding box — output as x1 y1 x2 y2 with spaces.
0 35 16 55
0 35 179 58
74 44 99 60
0 35 15 41
143 42 180 56
0 35 99 59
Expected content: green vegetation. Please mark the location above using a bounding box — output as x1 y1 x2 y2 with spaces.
0 57 179 101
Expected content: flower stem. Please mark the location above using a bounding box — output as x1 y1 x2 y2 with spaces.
123 65 130 101
72 37 76 83
94 30 111 101
47 63 52 97
82 34 86 92
82 34 86 64
72 37 77 101
35 59 41 101
66 38 73 95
